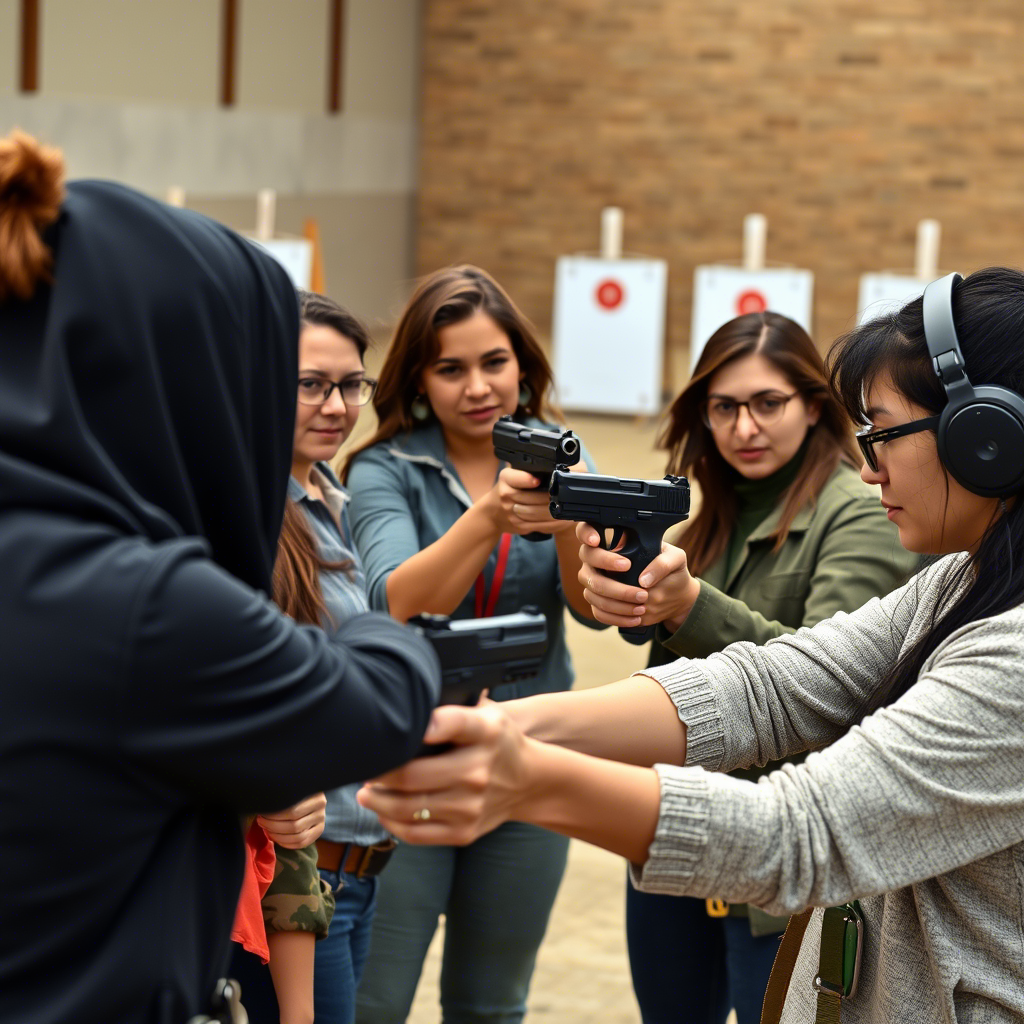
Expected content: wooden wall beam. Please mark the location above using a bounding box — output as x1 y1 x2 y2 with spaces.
220 0 238 107
328 0 344 114
20 0 39 93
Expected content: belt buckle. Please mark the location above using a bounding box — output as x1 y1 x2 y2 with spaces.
354 839 397 878
353 844 375 879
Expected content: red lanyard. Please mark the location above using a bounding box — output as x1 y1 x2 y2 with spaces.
474 532 512 618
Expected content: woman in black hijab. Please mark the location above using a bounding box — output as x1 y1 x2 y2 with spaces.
0 131 439 1024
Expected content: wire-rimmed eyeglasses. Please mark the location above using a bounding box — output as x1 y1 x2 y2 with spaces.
701 390 800 430
856 416 939 471
297 376 378 407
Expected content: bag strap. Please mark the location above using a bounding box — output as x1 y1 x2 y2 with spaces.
760 909 813 1024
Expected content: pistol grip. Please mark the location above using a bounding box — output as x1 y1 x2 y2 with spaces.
603 527 658 647
521 469 553 543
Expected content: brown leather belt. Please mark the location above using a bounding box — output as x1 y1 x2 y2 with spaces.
315 838 397 878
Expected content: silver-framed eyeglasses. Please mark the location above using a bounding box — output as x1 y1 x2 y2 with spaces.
702 390 800 430
856 416 939 471
297 376 378 407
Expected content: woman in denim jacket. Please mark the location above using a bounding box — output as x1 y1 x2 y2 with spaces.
345 266 601 1024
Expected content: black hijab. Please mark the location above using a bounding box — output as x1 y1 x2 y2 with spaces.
0 180 298 592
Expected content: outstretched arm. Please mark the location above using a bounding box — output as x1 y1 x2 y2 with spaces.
362 579 1024 916
359 702 664 865
125 542 441 812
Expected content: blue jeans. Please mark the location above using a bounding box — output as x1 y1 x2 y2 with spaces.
355 822 569 1024
314 868 379 1024
626 886 782 1024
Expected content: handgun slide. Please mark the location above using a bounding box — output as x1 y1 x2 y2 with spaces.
549 470 691 646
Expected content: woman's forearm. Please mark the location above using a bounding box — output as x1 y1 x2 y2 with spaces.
385 502 501 621
266 931 315 1024
518 738 662 864
504 677 687 767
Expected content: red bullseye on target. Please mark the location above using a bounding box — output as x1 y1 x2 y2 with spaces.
735 289 768 315
595 279 625 310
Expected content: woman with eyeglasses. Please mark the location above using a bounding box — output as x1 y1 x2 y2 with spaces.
228 291 389 1024
359 271 1024 1021
342 265 601 1024
574 311 916 1024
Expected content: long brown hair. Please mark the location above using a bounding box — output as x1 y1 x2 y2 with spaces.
661 312 859 576
0 130 64 302
342 265 557 480
273 291 371 626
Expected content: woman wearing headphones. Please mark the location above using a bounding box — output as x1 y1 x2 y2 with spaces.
360 267 1024 1022
581 311 916 1024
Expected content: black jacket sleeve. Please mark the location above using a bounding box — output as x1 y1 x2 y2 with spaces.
121 541 440 811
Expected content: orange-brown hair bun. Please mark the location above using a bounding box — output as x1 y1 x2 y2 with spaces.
0 129 65 302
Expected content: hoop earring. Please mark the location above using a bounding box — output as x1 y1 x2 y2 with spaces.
518 382 532 407
411 395 431 421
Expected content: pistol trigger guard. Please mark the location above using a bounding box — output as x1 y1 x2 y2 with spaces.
606 526 626 552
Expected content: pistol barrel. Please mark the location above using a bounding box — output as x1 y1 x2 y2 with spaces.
492 416 581 473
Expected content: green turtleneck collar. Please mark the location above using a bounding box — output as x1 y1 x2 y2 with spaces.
723 435 811 578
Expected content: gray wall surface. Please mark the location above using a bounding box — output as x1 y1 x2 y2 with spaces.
0 0 422 325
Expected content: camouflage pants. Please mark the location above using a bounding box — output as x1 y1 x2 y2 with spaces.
261 843 336 937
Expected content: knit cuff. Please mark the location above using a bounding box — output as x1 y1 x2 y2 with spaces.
629 765 709 895
633 659 725 772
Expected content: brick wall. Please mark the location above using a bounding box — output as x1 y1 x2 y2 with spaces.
416 0 1024 393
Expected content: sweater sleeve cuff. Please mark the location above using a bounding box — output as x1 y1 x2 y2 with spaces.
633 659 725 772
629 765 710 895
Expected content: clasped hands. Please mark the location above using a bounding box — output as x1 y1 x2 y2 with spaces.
576 522 700 633
257 791 327 849
357 700 533 846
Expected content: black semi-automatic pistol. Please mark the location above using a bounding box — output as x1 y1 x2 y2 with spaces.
408 608 548 753
549 469 691 646
492 415 581 541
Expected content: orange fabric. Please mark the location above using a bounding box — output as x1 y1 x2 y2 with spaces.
230 821 276 964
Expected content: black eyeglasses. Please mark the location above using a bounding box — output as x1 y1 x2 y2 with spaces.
701 391 800 430
856 416 939 471
297 376 378 407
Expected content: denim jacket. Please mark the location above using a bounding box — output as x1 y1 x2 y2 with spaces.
347 421 602 701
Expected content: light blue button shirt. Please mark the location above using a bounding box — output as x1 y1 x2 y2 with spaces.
289 463 390 846
346 420 605 704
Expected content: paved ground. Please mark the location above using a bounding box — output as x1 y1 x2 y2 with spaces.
403 414 738 1023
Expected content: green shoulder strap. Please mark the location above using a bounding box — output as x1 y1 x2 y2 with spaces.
760 904 861 1024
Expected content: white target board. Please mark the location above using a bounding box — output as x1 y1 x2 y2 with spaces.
690 266 814 371
247 237 313 291
857 274 931 325
553 256 667 415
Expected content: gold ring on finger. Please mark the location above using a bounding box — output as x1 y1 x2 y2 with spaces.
412 807 431 822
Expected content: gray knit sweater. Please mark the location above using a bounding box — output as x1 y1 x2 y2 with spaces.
634 555 1024 1022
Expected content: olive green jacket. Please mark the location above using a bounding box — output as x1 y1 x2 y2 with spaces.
657 462 918 661
651 462 918 936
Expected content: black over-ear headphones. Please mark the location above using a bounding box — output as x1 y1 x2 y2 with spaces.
922 272 1024 497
